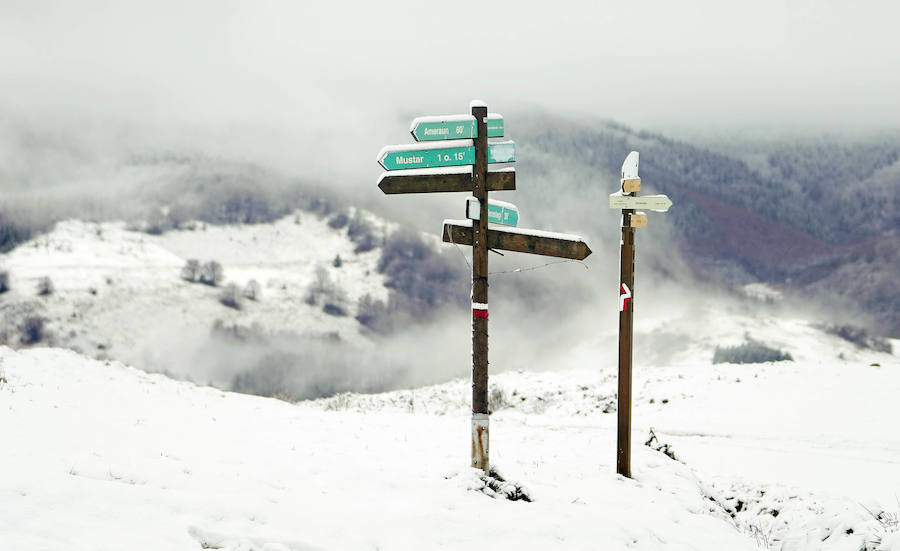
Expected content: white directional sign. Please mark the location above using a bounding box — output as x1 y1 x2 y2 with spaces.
609 193 673 212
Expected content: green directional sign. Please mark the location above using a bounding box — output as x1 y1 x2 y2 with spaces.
608 194 673 212
466 197 519 226
378 141 515 171
411 115 504 141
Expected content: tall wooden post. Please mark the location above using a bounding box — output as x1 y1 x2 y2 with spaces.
617 207 636 478
471 104 490 472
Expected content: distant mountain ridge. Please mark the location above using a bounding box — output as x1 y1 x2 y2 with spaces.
514 115 900 336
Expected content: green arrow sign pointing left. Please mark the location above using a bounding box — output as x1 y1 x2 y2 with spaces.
377 140 516 171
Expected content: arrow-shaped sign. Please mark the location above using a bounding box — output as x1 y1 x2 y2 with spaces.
442 220 591 260
377 140 515 171
465 197 519 226
609 194 673 212
377 167 516 194
410 114 504 141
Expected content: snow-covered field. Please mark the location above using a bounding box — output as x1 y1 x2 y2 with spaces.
1 340 897 550
1 216 898 550
0 213 389 379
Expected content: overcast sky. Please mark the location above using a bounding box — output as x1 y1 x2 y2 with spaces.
2 0 899 130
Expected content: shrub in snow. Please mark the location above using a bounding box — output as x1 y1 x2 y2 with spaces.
198 261 224 287
820 323 892 354
355 294 391 333
712 339 792 364
332 254 342 268
243 279 261 301
36 276 54 296
378 229 467 319
219 283 242 310
0 269 9 293
644 428 679 461
327 212 349 229
322 302 346 317
348 212 378 253
181 259 200 282
305 266 346 312
20 315 44 344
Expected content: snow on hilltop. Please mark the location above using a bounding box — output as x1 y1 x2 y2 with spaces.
1 345 898 550
0 212 389 377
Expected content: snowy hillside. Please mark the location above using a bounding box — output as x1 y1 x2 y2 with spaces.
1 345 897 550
0 211 390 380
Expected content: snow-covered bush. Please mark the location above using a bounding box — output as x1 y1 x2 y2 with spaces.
377 229 467 320
219 283 242 310
348 212 378 253
181 259 200 282
243 279 261 301
305 266 346 313
198 261 224 287
322 302 346 317
0 269 9 293
20 315 44 344
36 276 54 296
713 339 792 364
820 324 892 354
355 294 391 333
327 212 349 229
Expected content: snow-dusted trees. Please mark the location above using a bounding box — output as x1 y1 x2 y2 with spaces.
181 259 200 282
305 266 347 316
219 283 242 310
198 261 224 287
243 280 261 301
181 259 223 286
37 276 54 296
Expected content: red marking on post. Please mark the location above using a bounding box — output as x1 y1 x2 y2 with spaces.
473 309 489 319
619 283 632 312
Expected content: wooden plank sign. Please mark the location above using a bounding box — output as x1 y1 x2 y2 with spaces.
377 140 515 170
442 220 591 260
377 168 516 194
410 114 504 141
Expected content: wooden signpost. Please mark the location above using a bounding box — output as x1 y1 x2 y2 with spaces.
377 101 591 473
611 151 672 478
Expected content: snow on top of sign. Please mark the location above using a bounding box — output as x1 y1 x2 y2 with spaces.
410 114 473 132
487 198 518 211
469 99 487 108
443 219 584 242
464 197 519 211
377 139 473 161
621 151 640 179
409 113 502 132
490 167 516 173
377 166 471 184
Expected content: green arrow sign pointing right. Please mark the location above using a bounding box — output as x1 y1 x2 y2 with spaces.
410 114 504 141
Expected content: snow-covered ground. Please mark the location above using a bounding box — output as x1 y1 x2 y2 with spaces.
1 341 897 550
2 215 899 550
0 213 389 378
